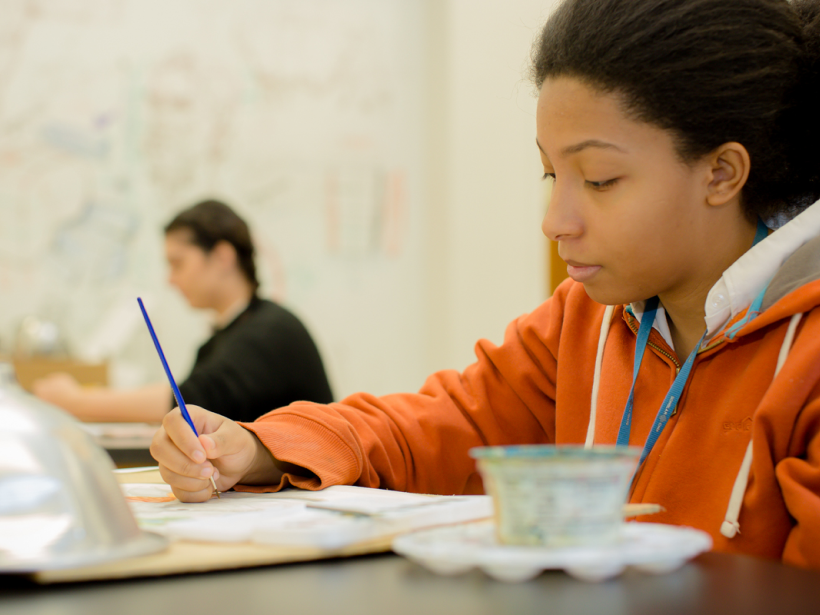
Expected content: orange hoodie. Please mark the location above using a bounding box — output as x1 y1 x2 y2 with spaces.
238 207 820 570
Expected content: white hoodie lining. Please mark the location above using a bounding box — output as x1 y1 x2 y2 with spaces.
585 305 615 449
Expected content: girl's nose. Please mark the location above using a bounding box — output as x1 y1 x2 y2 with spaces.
541 180 583 242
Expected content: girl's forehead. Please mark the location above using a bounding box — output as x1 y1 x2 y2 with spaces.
536 77 671 159
165 233 203 257
537 78 626 135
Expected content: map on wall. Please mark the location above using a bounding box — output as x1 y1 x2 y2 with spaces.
0 0 426 397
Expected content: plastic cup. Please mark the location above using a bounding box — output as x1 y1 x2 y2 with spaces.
470 445 641 548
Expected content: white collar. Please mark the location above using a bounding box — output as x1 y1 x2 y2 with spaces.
630 198 820 351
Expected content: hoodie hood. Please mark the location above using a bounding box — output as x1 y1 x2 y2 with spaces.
761 233 820 313
705 198 820 336
724 231 820 341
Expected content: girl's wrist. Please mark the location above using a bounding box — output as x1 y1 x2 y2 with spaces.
241 430 283 485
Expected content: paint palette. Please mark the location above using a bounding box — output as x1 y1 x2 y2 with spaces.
392 520 712 583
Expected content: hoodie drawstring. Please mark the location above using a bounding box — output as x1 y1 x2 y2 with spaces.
585 304 615 449
587 307 805 540
719 311 803 538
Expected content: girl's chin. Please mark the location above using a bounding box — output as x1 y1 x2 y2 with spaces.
579 280 641 307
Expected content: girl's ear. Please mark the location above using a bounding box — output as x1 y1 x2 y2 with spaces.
705 142 751 207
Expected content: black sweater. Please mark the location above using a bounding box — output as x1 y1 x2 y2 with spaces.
177 297 333 422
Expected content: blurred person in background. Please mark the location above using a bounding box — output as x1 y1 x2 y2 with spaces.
33 199 333 422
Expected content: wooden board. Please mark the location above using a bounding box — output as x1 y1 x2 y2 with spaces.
10 357 107 392
549 240 568 295
34 533 392 584
33 470 392 584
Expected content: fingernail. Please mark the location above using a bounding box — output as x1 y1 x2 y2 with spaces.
213 469 220 481
192 450 205 463
200 466 213 478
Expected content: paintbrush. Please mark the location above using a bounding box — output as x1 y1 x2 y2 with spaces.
137 297 220 498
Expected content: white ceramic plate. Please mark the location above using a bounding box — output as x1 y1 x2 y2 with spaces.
392 521 712 583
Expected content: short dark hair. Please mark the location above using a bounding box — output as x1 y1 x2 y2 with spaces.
531 0 820 221
164 199 259 292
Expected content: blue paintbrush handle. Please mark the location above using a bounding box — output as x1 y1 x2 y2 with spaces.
137 297 199 437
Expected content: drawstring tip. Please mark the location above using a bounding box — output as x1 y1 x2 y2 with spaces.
720 520 740 539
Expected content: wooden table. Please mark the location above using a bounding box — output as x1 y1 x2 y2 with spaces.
1 550 818 615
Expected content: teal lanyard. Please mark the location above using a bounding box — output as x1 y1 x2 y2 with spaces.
616 219 769 469
615 308 705 468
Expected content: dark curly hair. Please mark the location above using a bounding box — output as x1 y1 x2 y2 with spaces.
531 0 820 221
164 199 259 293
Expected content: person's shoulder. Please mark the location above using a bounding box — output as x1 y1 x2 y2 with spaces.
237 297 311 336
247 297 285 317
248 297 300 321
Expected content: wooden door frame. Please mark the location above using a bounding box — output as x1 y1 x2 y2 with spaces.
548 240 567 295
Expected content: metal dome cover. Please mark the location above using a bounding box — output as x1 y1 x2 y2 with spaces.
0 363 167 572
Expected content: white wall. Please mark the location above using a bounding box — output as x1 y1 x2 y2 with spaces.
422 0 554 376
0 1 432 399
0 0 556 399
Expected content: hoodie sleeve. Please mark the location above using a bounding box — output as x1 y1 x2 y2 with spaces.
234 280 579 496
776 394 820 569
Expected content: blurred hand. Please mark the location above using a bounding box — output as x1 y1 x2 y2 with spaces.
32 372 82 408
150 405 280 502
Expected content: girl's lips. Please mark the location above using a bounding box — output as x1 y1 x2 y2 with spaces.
566 263 602 282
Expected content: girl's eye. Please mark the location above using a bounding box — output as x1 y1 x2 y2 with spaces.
542 172 556 181
586 178 618 190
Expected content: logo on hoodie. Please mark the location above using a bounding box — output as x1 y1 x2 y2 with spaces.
723 417 753 433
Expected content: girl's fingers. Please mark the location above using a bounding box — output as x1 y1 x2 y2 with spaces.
169 482 215 504
158 464 219 495
161 409 208 464
150 426 213 479
200 418 249 459
150 406 241 501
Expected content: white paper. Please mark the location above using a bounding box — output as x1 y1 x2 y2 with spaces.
121 484 493 549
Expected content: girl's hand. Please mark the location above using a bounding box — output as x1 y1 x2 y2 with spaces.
150 405 280 502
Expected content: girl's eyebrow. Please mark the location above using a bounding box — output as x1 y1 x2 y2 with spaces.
562 139 626 156
536 137 626 157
